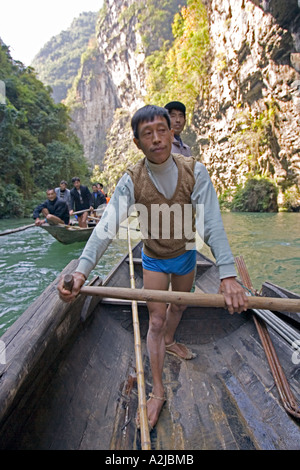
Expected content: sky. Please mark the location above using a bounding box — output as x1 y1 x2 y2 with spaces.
0 0 104 66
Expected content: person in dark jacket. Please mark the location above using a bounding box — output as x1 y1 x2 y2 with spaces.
33 189 70 226
91 184 107 209
69 177 93 228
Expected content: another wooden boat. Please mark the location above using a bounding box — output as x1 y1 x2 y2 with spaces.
41 223 95 244
0 242 299 450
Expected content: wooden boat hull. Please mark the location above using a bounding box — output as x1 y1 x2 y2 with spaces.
0 242 299 450
41 223 94 244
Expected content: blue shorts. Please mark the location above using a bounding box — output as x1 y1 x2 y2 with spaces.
141 249 196 276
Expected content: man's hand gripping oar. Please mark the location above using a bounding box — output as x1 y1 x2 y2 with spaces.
58 272 86 302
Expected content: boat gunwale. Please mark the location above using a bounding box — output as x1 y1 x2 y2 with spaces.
41 223 95 244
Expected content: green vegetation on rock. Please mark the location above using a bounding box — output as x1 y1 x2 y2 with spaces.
32 12 98 103
92 0 209 192
0 41 89 218
145 0 210 120
219 177 279 212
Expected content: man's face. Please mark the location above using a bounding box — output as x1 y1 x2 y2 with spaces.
92 186 98 193
134 116 174 164
60 183 66 190
169 109 186 136
47 190 56 201
73 180 81 190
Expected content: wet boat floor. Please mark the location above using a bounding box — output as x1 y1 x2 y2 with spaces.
13 302 300 451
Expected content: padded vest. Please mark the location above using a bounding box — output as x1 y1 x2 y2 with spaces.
126 154 196 258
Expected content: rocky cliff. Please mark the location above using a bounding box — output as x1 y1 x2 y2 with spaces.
67 0 146 166
67 0 182 167
195 0 300 198
32 12 98 103
68 0 300 205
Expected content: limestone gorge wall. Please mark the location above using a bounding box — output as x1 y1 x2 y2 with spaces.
69 0 300 203
68 0 147 166
97 0 147 110
196 0 300 198
67 46 121 167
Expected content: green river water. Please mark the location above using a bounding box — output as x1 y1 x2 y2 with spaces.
0 212 299 336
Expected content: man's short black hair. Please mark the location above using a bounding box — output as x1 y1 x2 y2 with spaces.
131 105 171 139
71 177 80 183
164 101 186 117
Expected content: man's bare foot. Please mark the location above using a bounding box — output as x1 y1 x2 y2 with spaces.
147 392 166 429
165 341 196 360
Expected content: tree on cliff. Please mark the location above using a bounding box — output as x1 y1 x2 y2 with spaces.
145 0 210 120
0 41 89 218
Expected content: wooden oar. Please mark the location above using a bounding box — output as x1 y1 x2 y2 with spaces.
77 285 300 313
72 209 90 216
0 223 36 236
127 226 151 450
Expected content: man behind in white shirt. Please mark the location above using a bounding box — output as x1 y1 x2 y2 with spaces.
165 101 192 157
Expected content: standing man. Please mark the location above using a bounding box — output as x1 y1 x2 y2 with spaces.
69 177 93 228
58 105 248 429
55 180 71 210
33 188 70 226
164 101 192 156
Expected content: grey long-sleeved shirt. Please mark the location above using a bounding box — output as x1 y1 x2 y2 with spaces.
76 157 236 280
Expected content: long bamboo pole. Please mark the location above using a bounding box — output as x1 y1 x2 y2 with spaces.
127 227 151 450
72 209 90 215
78 285 300 313
0 224 36 236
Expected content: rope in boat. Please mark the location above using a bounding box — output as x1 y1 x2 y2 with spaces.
252 308 300 348
236 280 300 348
235 256 300 419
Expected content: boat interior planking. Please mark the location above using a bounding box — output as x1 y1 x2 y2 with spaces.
0 242 299 450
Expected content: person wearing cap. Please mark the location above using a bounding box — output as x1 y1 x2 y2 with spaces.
164 101 192 157
55 180 71 210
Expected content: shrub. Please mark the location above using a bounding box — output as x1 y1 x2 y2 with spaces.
0 183 25 218
281 185 300 212
231 177 278 212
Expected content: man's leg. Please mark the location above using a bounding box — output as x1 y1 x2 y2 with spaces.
78 211 88 228
143 269 169 428
164 269 195 359
46 214 65 226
